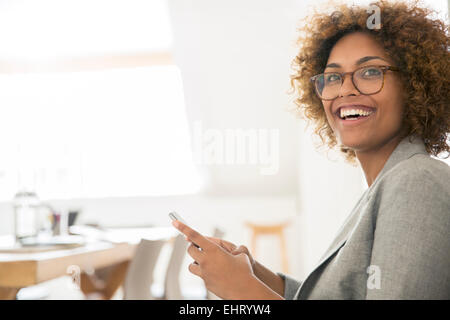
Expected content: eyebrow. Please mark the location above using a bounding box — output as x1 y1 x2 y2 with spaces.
325 56 389 69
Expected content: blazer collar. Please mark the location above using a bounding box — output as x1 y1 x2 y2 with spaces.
370 134 428 188
297 134 429 298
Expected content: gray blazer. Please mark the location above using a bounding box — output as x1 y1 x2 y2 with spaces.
278 135 450 299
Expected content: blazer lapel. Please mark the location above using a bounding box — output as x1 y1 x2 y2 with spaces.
295 193 369 299
309 134 427 269
295 134 429 299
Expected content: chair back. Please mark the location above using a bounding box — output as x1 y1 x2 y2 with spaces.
163 234 188 300
123 238 166 300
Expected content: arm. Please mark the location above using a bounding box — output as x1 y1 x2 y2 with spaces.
253 260 285 297
366 165 450 299
241 275 285 300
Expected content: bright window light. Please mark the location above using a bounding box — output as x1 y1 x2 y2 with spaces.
0 0 173 60
0 0 202 200
0 66 201 200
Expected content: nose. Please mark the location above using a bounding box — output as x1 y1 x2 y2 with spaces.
338 73 359 97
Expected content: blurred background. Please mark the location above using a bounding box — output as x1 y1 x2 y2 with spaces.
0 0 448 299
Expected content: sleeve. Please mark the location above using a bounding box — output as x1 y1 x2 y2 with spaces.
276 272 303 300
365 165 450 299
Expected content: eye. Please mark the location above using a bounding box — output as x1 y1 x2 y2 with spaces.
325 73 341 83
360 67 382 78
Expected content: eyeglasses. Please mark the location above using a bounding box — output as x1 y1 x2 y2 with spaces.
310 65 400 101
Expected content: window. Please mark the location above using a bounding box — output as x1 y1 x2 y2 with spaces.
0 0 201 201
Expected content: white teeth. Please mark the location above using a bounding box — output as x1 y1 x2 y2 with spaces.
340 108 374 119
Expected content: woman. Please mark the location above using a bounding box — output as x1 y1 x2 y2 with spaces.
172 0 450 299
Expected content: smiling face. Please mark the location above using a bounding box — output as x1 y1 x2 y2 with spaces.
321 32 406 155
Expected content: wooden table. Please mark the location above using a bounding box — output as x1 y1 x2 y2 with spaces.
0 227 177 300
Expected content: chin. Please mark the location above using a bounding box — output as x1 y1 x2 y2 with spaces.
338 134 369 151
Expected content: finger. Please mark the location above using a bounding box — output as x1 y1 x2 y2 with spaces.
188 262 202 277
219 239 237 252
187 243 204 263
205 236 220 245
185 236 201 249
172 220 212 250
232 245 247 255
206 237 237 252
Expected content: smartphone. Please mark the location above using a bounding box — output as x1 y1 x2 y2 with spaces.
169 212 200 248
168 212 189 226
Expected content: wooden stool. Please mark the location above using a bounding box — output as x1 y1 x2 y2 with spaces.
245 221 289 273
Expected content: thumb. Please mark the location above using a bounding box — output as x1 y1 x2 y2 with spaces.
231 245 248 255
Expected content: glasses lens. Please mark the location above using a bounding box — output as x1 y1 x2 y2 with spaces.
354 66 383 94
315 73 341 100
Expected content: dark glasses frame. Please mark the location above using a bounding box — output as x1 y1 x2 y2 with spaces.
310 65 400 101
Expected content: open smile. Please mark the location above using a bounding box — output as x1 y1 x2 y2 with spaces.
334 104 377 126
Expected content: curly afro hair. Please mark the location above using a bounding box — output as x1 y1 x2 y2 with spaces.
289 0 449 165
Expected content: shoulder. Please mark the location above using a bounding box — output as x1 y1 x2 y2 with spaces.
375 153 450 199
365 156 450 299
370 153 450 227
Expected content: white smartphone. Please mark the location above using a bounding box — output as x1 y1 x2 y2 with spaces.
168 211 189 226
168 212 200 248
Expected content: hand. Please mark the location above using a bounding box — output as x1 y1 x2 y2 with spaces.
205 237 285 298
205 237 256 271
172 220 258 300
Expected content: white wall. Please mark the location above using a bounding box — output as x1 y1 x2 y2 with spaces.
167 0 301 196
296 122 366 274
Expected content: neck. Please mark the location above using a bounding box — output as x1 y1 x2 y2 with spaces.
355 134 404 187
